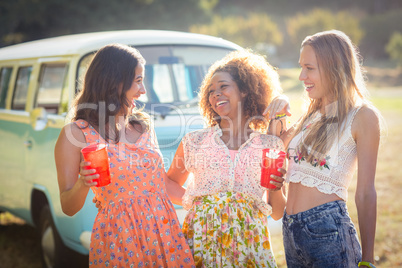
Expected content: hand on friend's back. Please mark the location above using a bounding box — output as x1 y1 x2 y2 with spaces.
92 197 103 211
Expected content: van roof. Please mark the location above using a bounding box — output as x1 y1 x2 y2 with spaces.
0 30 241 61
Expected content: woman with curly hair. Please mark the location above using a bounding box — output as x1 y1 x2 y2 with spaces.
166 49 288 267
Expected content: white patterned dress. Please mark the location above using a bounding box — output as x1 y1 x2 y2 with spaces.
181 125 284 268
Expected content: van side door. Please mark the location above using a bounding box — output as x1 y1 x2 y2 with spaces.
27 62 69 189
29 60 98 253
0 64 33 220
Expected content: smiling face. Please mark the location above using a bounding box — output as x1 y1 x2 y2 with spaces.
126 63 146 110
299 45 332 106
208 71 246 120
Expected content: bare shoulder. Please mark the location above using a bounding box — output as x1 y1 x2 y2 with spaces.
352 106 380 140
57 122 87 149
354 106 380 127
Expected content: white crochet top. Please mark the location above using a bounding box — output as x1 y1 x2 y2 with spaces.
286 107 361 201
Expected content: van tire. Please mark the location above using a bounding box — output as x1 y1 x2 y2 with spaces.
39 205 88 268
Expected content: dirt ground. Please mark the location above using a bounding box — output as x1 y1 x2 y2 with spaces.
0 214 42 268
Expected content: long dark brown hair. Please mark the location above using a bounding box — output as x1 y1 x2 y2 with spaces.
71 43 149 142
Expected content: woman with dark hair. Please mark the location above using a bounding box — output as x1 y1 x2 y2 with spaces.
282 30 383 268
55 43 195 267
166 49 288 267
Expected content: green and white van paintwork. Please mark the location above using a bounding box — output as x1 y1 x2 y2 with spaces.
0 30 240 267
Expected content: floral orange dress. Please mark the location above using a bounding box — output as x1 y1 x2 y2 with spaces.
75 120 195 268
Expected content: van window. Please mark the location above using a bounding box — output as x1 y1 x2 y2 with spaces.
137 45 231 106
35 63 68 114
77 45 233 114
76 53 93 92
0 67 12 108
148 64 174 103
12 66 32 110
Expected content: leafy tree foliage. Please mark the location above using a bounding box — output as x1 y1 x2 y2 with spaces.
190 13 282 49
286 9 363 47
360 9 402 59
1 0 402 63
0 0 212 47
386 32 402 66
213 0 401 17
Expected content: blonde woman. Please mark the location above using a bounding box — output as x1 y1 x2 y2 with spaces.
282 30 383 268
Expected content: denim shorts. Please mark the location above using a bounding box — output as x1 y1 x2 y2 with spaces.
282 200 362 268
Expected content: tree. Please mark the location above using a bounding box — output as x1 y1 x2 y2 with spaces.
286 8 363 47
386 32 402 66
0 0 213 47
189 13 283 50
360 9 402 59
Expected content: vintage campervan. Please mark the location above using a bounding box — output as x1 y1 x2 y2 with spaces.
0 30 240 267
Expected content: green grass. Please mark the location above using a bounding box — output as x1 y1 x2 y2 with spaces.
372 98 402 111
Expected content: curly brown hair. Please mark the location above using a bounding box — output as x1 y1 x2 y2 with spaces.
199 49 282 132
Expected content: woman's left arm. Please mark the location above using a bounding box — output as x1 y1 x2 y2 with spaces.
263 95 290 219
267 169 287 220
166 141 190 206
353 106 381 264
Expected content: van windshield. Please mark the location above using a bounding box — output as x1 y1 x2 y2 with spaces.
77 45 234 115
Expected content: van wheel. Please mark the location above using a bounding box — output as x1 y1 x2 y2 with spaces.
39 205 88 268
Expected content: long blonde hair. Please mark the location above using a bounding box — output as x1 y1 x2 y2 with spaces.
294 30 371 162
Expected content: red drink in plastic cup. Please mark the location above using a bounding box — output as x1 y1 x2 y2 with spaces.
81 144 111 187
261 148 286 189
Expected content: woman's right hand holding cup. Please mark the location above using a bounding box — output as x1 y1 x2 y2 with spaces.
268 168 286 191
79 161 99 187
261 148 287 190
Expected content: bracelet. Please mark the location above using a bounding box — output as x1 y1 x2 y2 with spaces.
358 261 376 268
274 113 287 120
